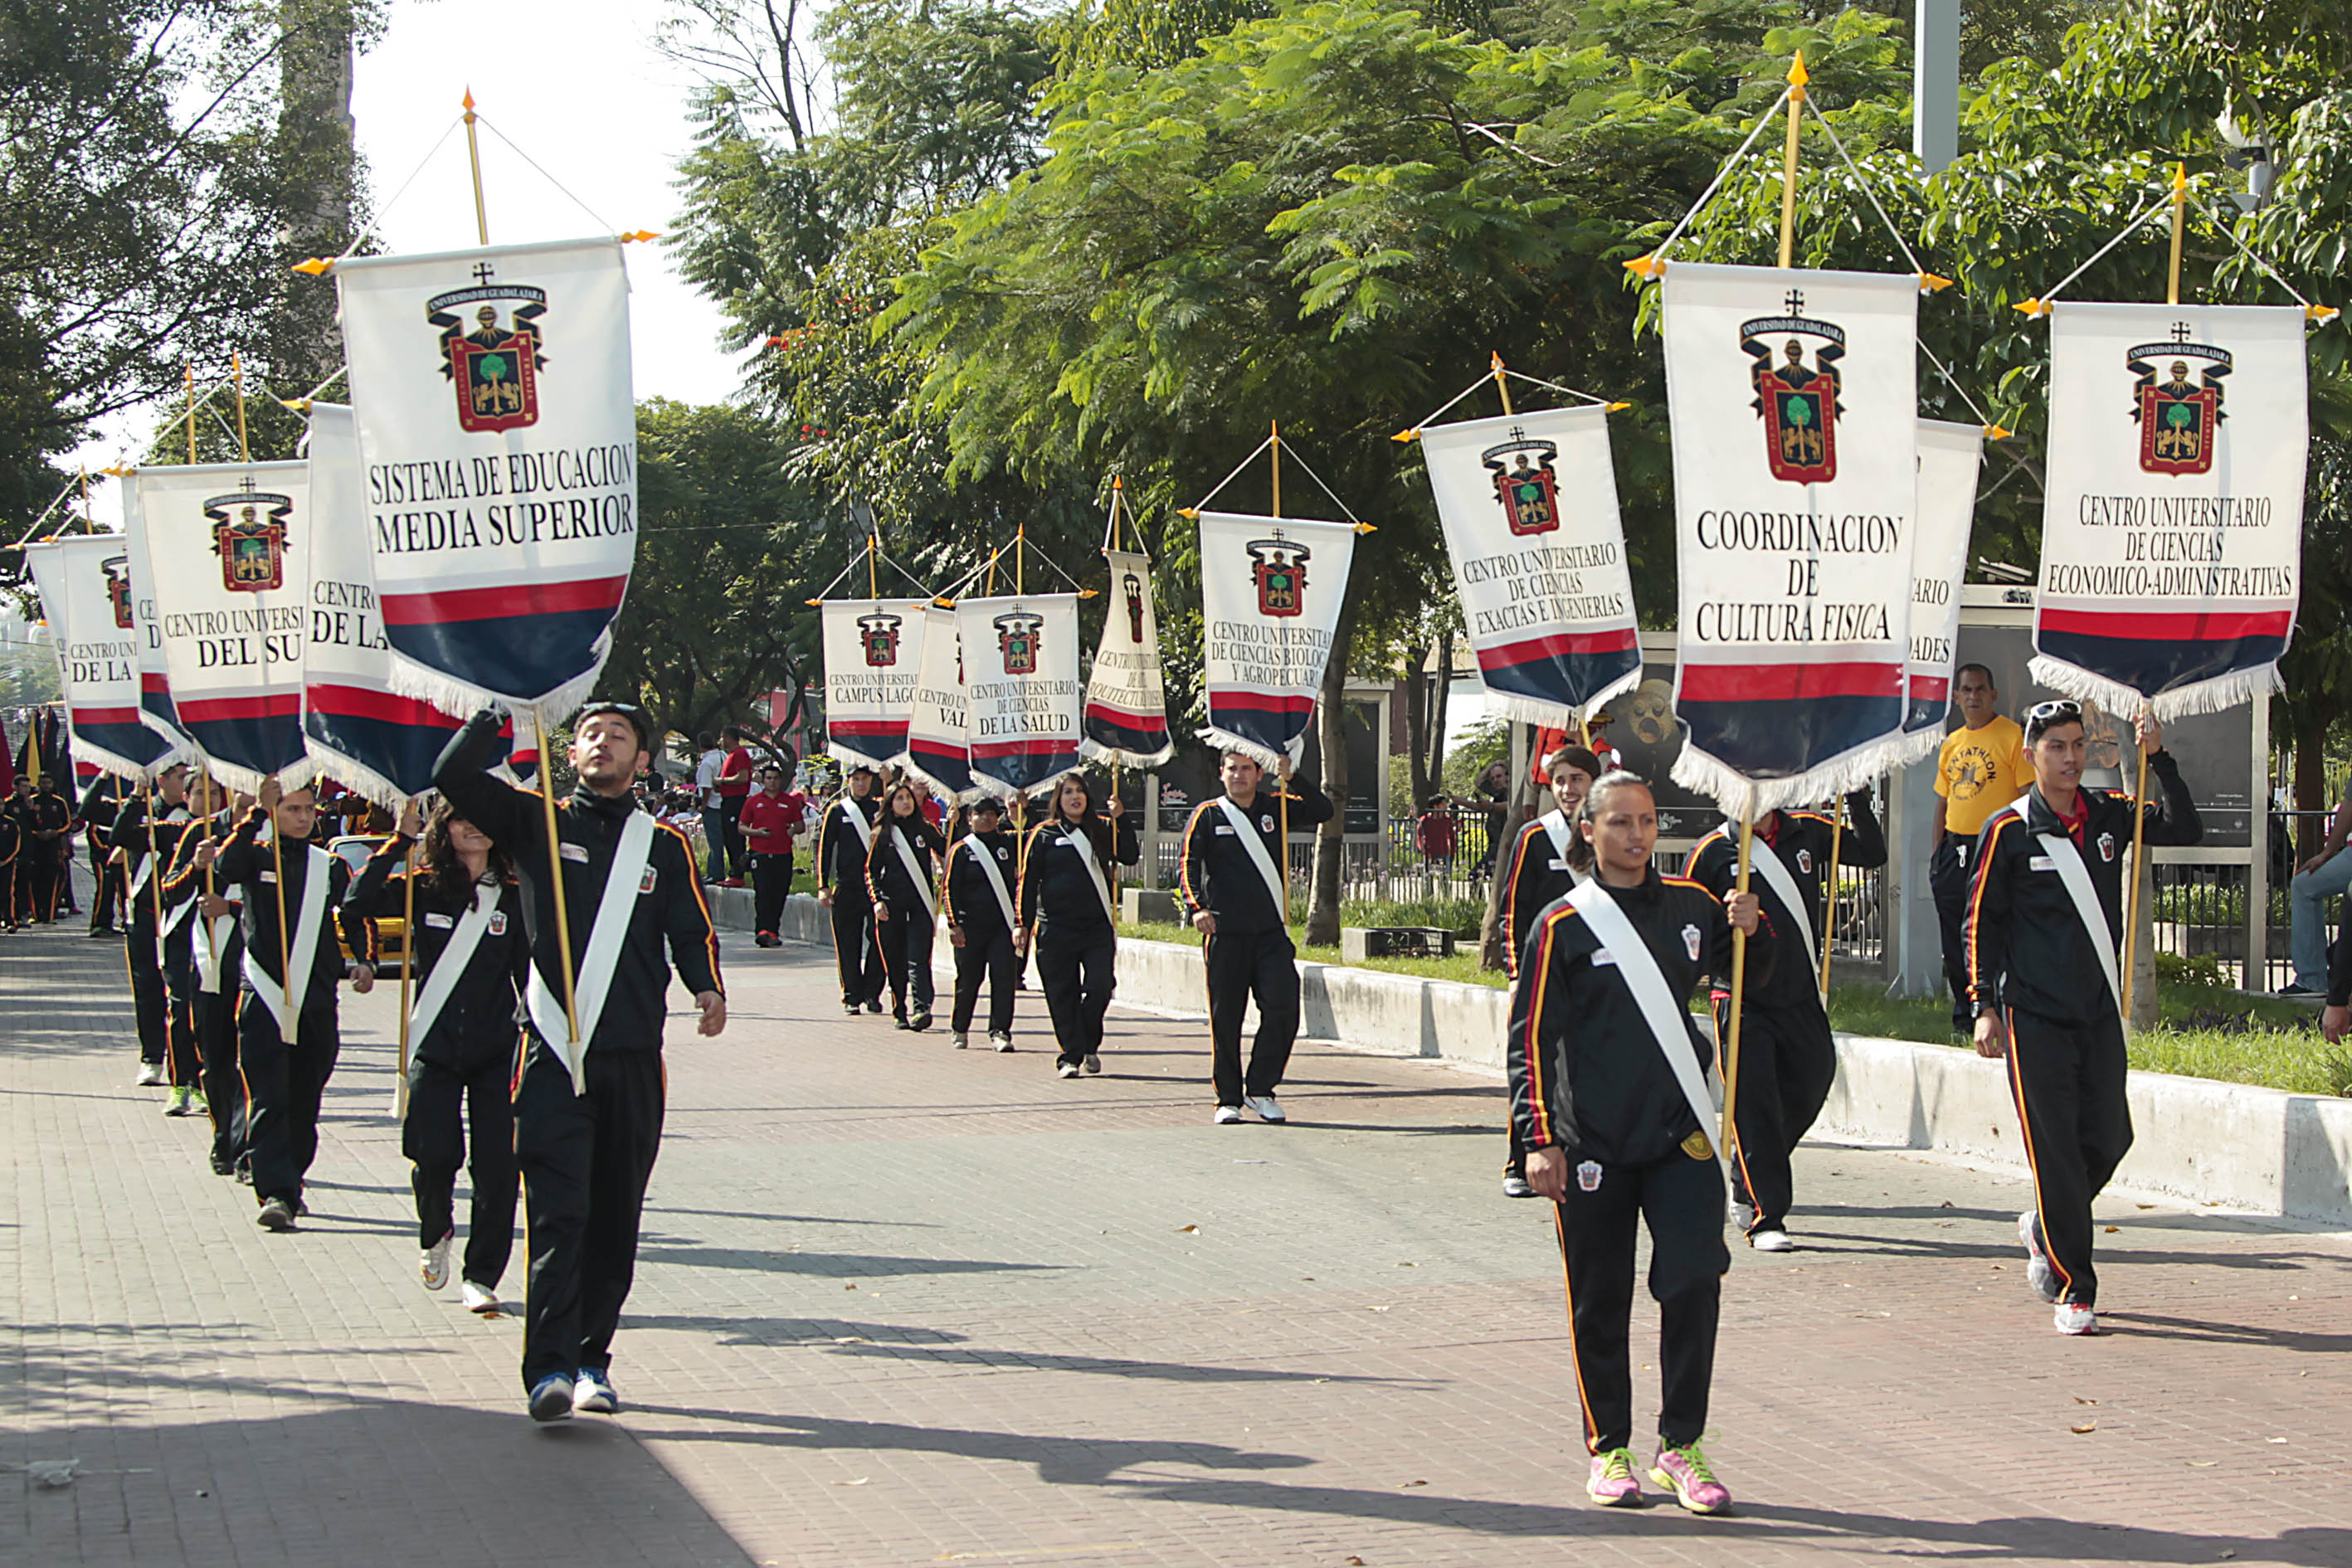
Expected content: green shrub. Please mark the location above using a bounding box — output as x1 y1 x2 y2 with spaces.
2155 951 2230 989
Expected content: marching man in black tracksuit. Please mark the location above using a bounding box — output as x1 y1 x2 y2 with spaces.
1683 787 1884 1252
110 764 196 1103
195 777 368 1231
1018 771 1140 1079
82 773 129 937
1497 744 1601 1198
160 776 248 1176
1965 701 2199 1337
816 764 886 1015
943 795 1020 1051
345 799 530 1315
1178 750 1332 1125
436 702 724 1424
1511 772 1760 1515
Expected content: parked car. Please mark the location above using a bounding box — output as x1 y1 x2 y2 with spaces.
329 835 407 962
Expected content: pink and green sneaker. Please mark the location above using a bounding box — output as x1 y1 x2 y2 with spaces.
1650 1444 1731 1514
1585 1448 1643 1507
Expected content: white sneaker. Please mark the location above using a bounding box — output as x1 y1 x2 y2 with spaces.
421 1234 452 1292
2018 1210 2060 1303
1083 1053 1102 1074
1749 1228 1794 1253
991 1033 1014 1053
460 1280 500 1314
2053 1302 2097 1336
135 1062 164 1087
1731 1199 1756 1230
1244 1093 1286 1123
1214 1104 1244 1125
1502 1174 1536 1199
951 1030 970 1049
1057 1062 1081 1079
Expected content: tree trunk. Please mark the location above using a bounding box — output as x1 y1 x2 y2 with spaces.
270 0 358 392
2291 696 2335 859
1305 611 1355 946
1477 726 1536 969
1429 627 1451 789
1403 642 1432 806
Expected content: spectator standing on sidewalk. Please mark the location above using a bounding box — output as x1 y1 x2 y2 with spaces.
2280 790 2352 998
715 728 754 886
1931 665 2030 1030
694 733 728 884
740 764 807 947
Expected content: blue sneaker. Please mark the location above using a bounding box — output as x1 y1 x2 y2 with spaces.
572 1367 619 1415
528 1373 575 1423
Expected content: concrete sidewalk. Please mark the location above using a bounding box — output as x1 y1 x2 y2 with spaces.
4 920 2350 1567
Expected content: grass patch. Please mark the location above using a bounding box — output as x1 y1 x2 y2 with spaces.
1118 918 1509 988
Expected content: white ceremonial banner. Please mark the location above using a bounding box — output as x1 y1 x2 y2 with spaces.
139 461 314 795
122 476 194 761
956 593 1084 797
335 237 637 723
1662 263 1919 816
23 534 172 778
1419 404 1643 728
2034 302 2306 719
903 603 978 801
821 598 928 769
303 403 465 803
1893 419 1984 765
1196 511 1361 768
1079 548 1174 767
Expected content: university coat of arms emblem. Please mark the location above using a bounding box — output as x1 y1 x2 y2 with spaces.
202 479 293 592
427 263 549 434
101 556 134 630
1482 427 1562 535
1245 536 1309 618
2128 323 2231 477
857 611 903 668
993 610 1044 676
1741 290 1846 485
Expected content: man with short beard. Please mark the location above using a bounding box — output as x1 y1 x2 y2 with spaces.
436 702 725 1423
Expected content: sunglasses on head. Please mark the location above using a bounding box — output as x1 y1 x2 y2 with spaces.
2025 699 2082 723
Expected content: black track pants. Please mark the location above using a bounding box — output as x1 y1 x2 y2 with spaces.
192 983 245 1167
1930 840 1974 1027
514 1044 665 1390
2006 1006 2132 1307
1712 997 1836 1233
874 903 935 1019
829 891 884 1006
1204 928 1299 1106
750 853 791 935
127 927 169 1066
951 926 1017 1038
238 997 339 1205
1552 1150 1727 1454
1038 927 1115 1066
406 1050 520 1288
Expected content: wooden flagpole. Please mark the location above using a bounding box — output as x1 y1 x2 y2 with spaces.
395 826 416 1120
1818 798 1843 1000
1270 421 1289 923
1778 54 1807 270
2121 165 2187 1027
183 365 197 464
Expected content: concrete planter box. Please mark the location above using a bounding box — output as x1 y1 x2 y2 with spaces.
713 888 2352 1226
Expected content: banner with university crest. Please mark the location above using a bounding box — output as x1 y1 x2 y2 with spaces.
303 404 467 802
137 461 314 794
121 475 195 762
1079 548 1173 767
334 237 637 724
2033 302 2305 718
22 534 173 778
821 598 928 769
902 604 977 800
1661 263 1920 815
1419 405 1642 728
1894 419 1984 764
956 593 1083 796
1196 511 1361 768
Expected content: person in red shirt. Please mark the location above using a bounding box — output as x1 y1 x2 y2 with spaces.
714 727 754 886
739 763 808 947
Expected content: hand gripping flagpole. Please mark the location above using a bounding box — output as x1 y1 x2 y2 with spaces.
2119 167 2189 1028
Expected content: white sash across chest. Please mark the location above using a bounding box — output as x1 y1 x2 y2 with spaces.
962 837 1017 928
1215 796 1286 915
1565 879 1727 1178
527 809 658 1095
243 846 334 1037
1059 824 1116 924
408 880 504 1046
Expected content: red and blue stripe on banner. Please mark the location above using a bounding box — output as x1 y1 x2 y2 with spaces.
2036 607 2293 700
1676 658 1906 781
377 575 628 704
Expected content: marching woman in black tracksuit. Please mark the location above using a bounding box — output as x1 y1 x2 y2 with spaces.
816 766 886 1015
1017 772 1140 1080
1965 702 2199 1337
110 763 194 1102
344 799 528 1314
1510 772 1760 1515
1683 788 1883 1252
943 795 1020 1052
865 780 945 1030
1496 745 1601 1198
159 777 247 1176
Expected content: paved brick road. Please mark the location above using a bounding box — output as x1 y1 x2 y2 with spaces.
4 918 2350 1567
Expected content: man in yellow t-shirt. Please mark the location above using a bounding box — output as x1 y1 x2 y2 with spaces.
1931 665 2031 1029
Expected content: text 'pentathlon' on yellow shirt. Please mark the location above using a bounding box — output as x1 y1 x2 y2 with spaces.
1936 714 2032 838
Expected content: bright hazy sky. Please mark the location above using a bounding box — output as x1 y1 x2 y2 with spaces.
64 0 757 523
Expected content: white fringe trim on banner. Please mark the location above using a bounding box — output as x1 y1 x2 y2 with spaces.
1079 736 1175 769
77 744 171 787
825 742 897 772
2028 655 2281 725
1476 663 1645 736
1885 723 1948 772
1195 724 1303 772
898 756 986 806
970 764 1067 801
384 650 610 736
304 743 419 810
1669 729 1906 821
194 752 320 801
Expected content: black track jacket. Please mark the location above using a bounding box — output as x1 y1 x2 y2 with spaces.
1019 815 1139 935
344 835 529 1070
1176 782 1332 937
1683 790 1885 1012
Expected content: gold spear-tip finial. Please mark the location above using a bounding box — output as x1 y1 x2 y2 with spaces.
1986 422 2014 441
2309 304 2341 324
1390 428 1419 443
1624 253 1663 279
617 230 660 244
1606 401 1633 412
292 257 332 275
463 87 477 115
1490 350 1506 374
1917 272 1954 293
278 397 310 414
2014 298 2051 316
1789 51 1809 95
2173 163 2188 194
